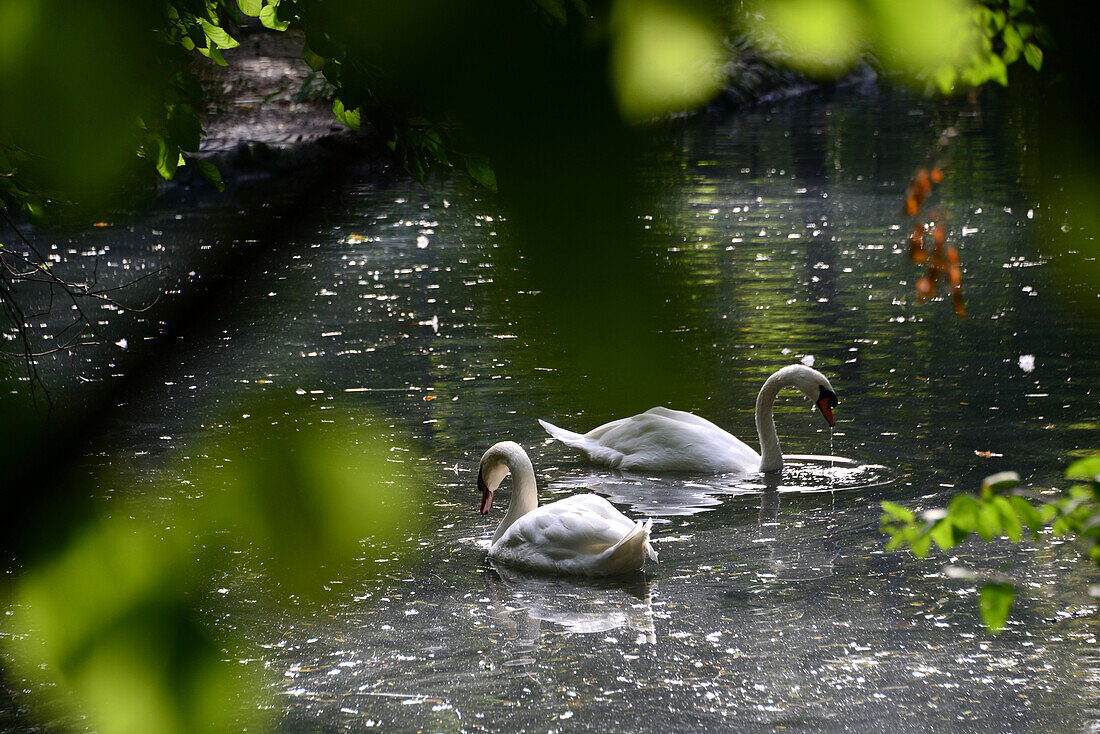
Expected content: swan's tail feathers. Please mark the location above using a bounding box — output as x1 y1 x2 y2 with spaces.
603 519 657 574
641 519 658 563
539 418 625 468
538 418 586 446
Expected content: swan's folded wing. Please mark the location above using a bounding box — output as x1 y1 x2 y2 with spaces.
640 406 731 433
491 496 655 576
588 410 758 472
499 497 631 559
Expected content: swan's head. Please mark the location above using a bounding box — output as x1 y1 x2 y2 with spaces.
784 365 839 427
477 441 527 514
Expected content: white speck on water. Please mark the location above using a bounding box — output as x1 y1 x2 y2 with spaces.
1019 354 1036 372
115 338 128 349
801 355 815 366
560 711 574 720
417 235 429 249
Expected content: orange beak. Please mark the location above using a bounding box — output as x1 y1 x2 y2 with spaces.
816 386 838 427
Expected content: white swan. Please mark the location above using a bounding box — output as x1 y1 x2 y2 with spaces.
477 441 658 577
538 364 838 474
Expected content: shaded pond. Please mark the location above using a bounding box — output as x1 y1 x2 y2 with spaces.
8 83 1100 732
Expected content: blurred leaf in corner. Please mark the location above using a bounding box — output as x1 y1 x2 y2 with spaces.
3 396 426 732
0 0 162 202
4 515 273 734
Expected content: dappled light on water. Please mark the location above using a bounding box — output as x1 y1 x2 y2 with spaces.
4 83 1100 732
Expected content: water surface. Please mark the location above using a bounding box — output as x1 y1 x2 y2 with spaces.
10 85 1100 732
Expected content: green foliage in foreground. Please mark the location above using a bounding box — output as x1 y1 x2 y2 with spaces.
2 400 425 734
0 0 1050 219
881 456 1100 633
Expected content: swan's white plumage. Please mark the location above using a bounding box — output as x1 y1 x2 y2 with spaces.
478 442 657 577
539 364 837 474
539 408 759 473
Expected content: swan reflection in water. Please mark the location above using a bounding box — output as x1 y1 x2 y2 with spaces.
545 460 890 584
545 454 890 520
753 484 841 583
479 562 658 669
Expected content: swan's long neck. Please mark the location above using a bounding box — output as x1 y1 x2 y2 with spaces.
755 370 789 472
492 445 539 544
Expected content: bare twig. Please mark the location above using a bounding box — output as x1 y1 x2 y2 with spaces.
0 207 165 405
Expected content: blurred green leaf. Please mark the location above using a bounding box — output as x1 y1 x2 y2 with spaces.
4 515 272 734
3 396 424 733
611 0 726 120
167 103 203 151
189 401 425 600
910 532 932 558
302 43 326 71
465 153 498 191
976 502 1001 541
867 0 982 86
949 493 980 531
154 135 179 179
237 0 262 16
332 98 360 130
1023 42 1042 70
1066 455 1100 480
1003 23 1024 54
881 501 915 523
743 0 867 77
992 495 1022 542
933 64 958 94
196 44 228 65
982 470 1020 493
931 519 956 550
1008 494 1043 533
979 581 1014 633
199 19 238 50
259 4 289 31
192 158 224 191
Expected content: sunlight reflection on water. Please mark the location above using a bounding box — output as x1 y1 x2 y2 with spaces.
10 84 1100 734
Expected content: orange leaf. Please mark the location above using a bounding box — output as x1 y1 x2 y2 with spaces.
952 289 967 318
910 241 928 264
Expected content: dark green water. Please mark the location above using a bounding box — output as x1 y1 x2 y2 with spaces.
7 84 1100 732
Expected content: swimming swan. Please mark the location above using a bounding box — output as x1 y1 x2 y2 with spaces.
538 364 838 474
477 441 658 576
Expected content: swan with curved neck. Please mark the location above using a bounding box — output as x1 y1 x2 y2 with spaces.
538 364 838 474
478 441 657 576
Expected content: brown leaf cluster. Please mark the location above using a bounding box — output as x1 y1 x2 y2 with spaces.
904 167 965 318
